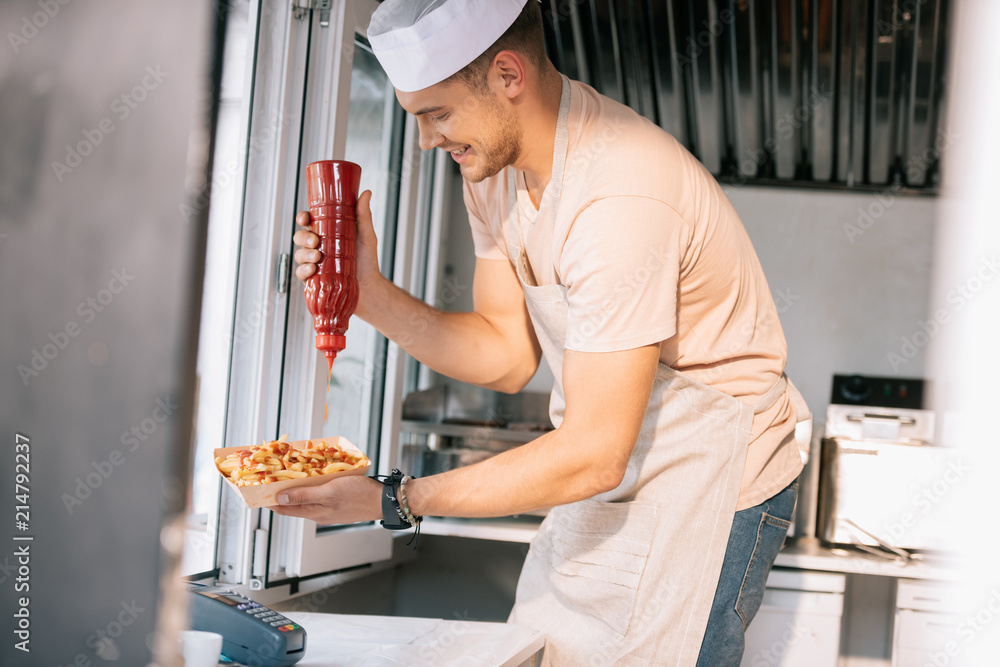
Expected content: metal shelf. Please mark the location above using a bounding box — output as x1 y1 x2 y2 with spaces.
413 522 961 582
773 538 961 582
399 420 547 444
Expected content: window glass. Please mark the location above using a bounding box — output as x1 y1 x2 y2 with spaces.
318 38 400 452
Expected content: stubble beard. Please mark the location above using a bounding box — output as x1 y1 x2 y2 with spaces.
461 95 523 184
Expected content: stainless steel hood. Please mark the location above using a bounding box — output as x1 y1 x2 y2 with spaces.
541 0 950 192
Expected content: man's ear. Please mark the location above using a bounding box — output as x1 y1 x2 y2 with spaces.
491 50 527 99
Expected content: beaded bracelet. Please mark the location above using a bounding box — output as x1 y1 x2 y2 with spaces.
397 475 422 526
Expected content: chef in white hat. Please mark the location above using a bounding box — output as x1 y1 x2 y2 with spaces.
277 1 810 665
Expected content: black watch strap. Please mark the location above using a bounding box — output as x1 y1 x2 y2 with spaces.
379 469 411 530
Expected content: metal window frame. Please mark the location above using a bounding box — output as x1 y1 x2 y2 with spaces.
249 0 442 586
217 0 294 584
212 0 438 593
216 0 320 586
263 0 397 585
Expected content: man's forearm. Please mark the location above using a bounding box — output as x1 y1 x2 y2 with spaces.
403 426 629 518
357 275 536 390
402 346 659 518
269 427 621 525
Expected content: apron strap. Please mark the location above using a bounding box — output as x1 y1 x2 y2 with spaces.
504 74 571 270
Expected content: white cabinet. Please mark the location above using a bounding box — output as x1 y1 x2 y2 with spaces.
741 568 845 667
893 580 968 667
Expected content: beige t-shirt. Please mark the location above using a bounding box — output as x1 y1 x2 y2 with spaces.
464 78 803 510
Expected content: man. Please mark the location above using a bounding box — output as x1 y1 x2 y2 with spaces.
273 1 807 664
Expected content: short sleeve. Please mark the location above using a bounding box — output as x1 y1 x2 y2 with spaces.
559 196 688 353
463 179 508 260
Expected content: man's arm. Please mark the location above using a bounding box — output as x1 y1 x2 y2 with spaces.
404 343 661 516
293 197 541 393
269 343 661 522
361 257 542 393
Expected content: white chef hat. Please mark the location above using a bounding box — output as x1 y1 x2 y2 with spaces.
368 0 531 93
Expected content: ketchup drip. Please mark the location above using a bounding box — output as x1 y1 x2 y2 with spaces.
324 365 332 424
303 160 362 372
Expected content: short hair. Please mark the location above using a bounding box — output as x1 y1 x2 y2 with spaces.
445 0 547 94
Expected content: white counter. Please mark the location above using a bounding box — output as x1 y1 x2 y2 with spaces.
774 537 961 581
279 612 543 666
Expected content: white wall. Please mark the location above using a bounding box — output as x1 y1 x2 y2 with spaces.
723 185 938 426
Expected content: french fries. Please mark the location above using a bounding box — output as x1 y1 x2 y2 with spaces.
215 435 367 487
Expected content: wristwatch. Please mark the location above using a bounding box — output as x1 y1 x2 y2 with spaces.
379 468 412 530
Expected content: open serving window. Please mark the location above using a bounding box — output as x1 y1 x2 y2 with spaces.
187 0 445 591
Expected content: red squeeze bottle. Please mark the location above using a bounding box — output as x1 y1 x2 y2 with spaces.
304 159 362 371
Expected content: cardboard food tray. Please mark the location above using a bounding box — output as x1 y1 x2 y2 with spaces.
214 436 371 509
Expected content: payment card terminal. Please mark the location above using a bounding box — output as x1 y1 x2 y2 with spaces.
187 583 306 666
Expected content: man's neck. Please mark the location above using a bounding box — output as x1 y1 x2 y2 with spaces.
512 68 562 209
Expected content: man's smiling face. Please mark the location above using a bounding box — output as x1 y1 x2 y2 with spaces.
396 78 523 183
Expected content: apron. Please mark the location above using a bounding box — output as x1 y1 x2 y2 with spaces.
506 77 805 666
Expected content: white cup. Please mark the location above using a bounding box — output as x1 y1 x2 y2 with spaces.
177 630 224 667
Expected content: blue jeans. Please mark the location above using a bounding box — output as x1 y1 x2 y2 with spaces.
695 479 798 667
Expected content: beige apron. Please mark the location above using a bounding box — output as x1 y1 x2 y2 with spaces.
506 77 797 666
